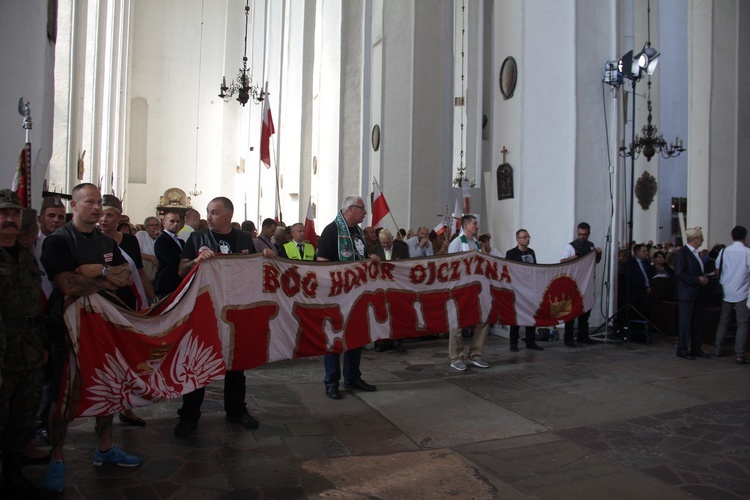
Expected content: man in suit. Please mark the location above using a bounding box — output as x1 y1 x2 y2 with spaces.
674 227 710 360
628 243 656 319
369 227 409 262
154 211 184 297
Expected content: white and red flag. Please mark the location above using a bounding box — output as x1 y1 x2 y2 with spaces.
371 178 391 229
260 83 275 168
304 197 317 249
11 146 30 208
453 197 463 233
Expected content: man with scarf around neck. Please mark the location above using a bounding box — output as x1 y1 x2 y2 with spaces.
560 222 602 347
174 196 275 436
447 215 491 371
317 196 380 400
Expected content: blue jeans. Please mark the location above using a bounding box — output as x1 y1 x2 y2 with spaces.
324 348 362 387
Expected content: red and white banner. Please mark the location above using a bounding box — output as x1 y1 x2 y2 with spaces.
260 83 275 168
371 178 390 229
62 251 597 417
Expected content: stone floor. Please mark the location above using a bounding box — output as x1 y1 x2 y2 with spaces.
20 330 750 499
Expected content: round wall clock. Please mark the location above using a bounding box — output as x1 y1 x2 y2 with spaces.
499 56 517 100
371 124 381 151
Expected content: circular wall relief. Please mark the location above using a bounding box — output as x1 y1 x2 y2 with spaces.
499 56 518 100
371 124 381 151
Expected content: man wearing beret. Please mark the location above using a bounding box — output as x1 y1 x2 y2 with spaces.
34 195 66 298
0 190 48 497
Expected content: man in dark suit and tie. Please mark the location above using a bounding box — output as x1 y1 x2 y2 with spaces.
154 211 184 297
674 227 710 360
628 243 656 319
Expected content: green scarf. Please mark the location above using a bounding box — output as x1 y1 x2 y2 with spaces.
334 210 365 261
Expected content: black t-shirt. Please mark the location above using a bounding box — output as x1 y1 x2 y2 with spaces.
317 221 367 262
42 228 125 281
182 229 249 261
505 246 536 264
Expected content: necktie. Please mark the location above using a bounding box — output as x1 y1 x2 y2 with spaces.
638 260 650 287
298 244 304 255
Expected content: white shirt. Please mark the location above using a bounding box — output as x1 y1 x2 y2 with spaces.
135 230 156 256
408 235 434 258
448 232 479 254
717 241 750 302
560 244 576 261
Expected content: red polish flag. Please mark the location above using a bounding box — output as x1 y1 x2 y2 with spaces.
304 197 317 249
371 178 390 229
433 222 447 236
260 83 275 168
453 197 463 233
11 146 30 208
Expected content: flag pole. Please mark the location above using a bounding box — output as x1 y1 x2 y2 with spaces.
18 98 32 209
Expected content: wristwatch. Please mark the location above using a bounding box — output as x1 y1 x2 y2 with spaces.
101 264 110 278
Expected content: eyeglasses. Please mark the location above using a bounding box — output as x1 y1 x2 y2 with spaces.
352 205 366 210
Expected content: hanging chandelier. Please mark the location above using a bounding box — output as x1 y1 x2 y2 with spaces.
218 0 264 106
619 81 685 162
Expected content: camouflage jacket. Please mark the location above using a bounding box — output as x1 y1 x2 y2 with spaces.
0 243 47 372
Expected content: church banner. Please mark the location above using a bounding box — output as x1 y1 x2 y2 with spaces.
62 251 596 417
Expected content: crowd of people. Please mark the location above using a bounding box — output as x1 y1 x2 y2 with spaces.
1 185 747 497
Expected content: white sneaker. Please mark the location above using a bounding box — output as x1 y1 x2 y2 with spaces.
470 358 489 368
450 360 467 371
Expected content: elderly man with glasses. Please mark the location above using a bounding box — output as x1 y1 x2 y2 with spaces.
316 196 380 400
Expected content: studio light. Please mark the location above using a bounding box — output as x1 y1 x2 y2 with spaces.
635 43 660 75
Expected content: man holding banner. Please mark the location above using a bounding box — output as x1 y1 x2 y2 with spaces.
447 215 491 371
560 222 602 347
174 196 273 436
317 196 379 399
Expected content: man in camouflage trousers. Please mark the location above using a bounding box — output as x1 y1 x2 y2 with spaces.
0 190 48 497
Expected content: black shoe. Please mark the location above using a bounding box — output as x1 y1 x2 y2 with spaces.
325 386 341 400
174 419 198 437
526 343 545 351
509 344 519 352
119 413 146 427
1 476 45 500
374 342 387 352
565 340 577 348
394 341 406 353
226 412 259 429
22 452 51 466
345 379 377 392
677 352 696 360
691 351 710 359
578 337 597 344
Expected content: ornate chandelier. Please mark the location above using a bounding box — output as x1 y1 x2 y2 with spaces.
218 0 264 106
